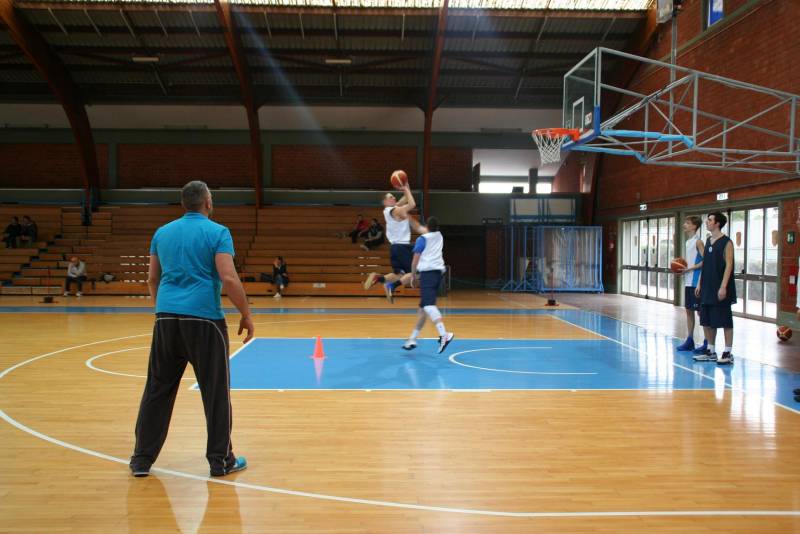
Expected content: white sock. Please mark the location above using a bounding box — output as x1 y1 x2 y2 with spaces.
409 329 420 341
708 345 715 354
724 346 732 353
435 322 447 336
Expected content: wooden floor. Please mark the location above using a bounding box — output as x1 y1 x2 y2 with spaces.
1 291 799 533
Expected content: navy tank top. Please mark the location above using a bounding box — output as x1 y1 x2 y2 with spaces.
700 234 737 306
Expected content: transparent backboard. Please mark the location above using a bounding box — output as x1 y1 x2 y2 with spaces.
563 49 599 143
556 47 800 175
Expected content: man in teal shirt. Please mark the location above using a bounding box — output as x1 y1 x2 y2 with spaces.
130 181 254 478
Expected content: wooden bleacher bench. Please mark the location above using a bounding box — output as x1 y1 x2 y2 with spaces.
0 205 62 243
2 205 419 298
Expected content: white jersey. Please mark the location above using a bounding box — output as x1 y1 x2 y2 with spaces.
383 206 410 245
684 235 702 288
416 231 445 272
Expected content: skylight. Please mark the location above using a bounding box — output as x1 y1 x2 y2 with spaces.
38 0 652 11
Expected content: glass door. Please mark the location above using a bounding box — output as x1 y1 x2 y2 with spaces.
688 206 778 320
620 216 675 303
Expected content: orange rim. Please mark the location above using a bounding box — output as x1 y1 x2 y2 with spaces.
532 128 581 142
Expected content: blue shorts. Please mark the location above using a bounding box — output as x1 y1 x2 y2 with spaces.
684 286 700 310
390 244 413 275
418 270 443 308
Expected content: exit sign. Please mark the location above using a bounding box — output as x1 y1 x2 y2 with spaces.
717 192 729 201
639 204 647 211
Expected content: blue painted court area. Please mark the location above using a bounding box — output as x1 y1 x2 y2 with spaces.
210 309 800 411
226 337 713 391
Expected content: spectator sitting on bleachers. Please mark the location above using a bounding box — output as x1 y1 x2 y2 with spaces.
272 256 289 299
3 216 21 249
64 256 87 297
346 214 370 244
361 218 385 251
19 216 38 247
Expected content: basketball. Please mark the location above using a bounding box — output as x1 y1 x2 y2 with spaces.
669 257 688 273
777 326 793 342
390 170 408 190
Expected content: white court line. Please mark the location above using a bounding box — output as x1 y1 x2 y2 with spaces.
548 314 800 416
5 321 800 518
85 346 165 380
228 388 716 392
3 336 800 517
0 399 797 518
85 343 245 381
448 347 597 375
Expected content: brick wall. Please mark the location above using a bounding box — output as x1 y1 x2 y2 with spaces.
430 147 472 191
589 0 800 313
0 143 109 188
780 199 799 314
272 145 472 190
441 226 486 283
117 144 252 188
272 145 417 189
484 225 505 281
597 0 800 216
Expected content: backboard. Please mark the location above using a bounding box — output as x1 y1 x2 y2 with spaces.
563 49 600 145
556 47 800 175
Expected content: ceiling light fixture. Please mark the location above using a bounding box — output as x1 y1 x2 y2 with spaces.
132 55 160 64
324 58 352 65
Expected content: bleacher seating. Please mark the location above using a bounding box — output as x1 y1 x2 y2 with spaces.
1 204 419 298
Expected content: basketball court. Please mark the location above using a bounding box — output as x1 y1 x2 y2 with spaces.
1 0 799 531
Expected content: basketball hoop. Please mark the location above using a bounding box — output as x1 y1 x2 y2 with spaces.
532 128 581 165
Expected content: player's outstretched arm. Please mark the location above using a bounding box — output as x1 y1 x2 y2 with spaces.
409 217 427 235
392 184 416 220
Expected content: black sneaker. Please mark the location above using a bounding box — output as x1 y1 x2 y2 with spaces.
210 456 247 477
716 351 734 365
692 350 717 362
130 464 151 477
437 332 455 354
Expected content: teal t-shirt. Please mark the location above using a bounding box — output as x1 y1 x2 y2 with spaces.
150 212 234 320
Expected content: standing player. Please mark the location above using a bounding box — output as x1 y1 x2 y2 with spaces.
363 182 416 303
693 212 736 364
400 216 454 354
676 216 708 354
129 181 254 478
794 207 800 403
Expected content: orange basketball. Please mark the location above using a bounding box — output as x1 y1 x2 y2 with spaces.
777 326 793 342
390 170 408 190
669 257 688 273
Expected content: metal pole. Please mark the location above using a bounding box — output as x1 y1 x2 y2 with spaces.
669 13 677 154
789 96 797 153
692 73 698 140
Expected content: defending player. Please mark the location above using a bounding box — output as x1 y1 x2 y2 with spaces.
399 216 454 354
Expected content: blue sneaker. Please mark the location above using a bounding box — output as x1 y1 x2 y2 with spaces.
693 340 708 355
211 456 247 477
676 337 695 351
383 282 394 304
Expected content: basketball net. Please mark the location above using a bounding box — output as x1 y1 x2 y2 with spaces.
532 128 581 165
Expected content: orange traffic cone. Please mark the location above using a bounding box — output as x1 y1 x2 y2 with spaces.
311 336 326 359
313 357 325 385
310 336 326 385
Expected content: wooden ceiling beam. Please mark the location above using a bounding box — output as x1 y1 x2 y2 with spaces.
0 0 99 205
214 0 263 208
